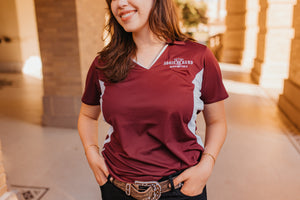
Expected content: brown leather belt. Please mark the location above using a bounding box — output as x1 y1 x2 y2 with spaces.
111 176 182 200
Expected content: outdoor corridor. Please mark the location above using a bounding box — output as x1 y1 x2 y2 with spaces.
0 63 300 200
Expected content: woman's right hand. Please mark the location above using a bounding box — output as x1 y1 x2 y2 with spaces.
85 146 110 186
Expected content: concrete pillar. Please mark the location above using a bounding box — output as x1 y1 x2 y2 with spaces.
251 0 296 90
0 0 40 73
0 0 22 72
279 0 300 129
221 0 259 66
220 0 246 64
34 0 106 128
241 0 260 68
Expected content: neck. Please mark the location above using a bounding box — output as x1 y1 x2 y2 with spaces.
132 28 165 51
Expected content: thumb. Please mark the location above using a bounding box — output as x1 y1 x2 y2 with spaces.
172 172 188 187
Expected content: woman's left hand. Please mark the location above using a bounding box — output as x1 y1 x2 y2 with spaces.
172 156 214 196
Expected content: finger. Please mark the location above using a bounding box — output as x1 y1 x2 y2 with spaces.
97 175 108 186
95 167 108 185
173 172 187 186
98 158 109 177
96 165 109 179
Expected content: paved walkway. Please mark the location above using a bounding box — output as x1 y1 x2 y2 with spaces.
0 64 300 200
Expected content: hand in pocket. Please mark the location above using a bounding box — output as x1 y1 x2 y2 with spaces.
85 148 110 186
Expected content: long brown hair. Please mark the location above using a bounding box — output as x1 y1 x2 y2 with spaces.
98 0 191 83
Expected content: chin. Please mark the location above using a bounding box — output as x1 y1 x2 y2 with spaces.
123 27 137 33
122 24 144 34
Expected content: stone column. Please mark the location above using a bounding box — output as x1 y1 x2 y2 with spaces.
221 0 259 66
0 0 23 72
279 0 300 129
0 0 40 73
241 0 260 68
220 0 246 64
34 0 106 128
251 0 296 90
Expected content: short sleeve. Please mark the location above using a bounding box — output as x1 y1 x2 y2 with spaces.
81 57 101 105
200 48 228 104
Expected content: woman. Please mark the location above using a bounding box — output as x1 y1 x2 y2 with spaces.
78 0 228 199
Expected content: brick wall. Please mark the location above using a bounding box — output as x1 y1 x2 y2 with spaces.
0 140 8 197
34 0 105 128
75 0 106 91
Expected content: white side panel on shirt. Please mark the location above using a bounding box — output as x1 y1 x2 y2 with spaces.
188 69 204 147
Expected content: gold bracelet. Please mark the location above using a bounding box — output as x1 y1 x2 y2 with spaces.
203 152 216 164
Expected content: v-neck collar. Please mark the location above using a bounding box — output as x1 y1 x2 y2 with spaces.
132 44 169 70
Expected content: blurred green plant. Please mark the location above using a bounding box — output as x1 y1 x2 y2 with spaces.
175 0 208 28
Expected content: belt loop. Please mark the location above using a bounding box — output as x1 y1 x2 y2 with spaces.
168 176 175 191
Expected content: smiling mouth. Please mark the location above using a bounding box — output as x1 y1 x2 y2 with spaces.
119 10 136 20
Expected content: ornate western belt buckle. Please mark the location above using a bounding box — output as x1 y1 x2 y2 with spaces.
134 181 162 200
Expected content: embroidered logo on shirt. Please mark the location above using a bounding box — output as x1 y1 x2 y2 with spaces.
164 58 193 68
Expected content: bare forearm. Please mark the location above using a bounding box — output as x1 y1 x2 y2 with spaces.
77 104 109 185
203 120 227 160
78 113 99 151
77 103 101 152
200 100 227 165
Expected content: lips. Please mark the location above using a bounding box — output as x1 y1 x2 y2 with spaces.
119 10 136 21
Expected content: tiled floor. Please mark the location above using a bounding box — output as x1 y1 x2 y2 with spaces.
10 185 49 200
0 64 300 200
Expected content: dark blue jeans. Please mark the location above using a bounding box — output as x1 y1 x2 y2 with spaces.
100 171 207 200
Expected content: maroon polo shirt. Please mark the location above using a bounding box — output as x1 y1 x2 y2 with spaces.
81 40 228 183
